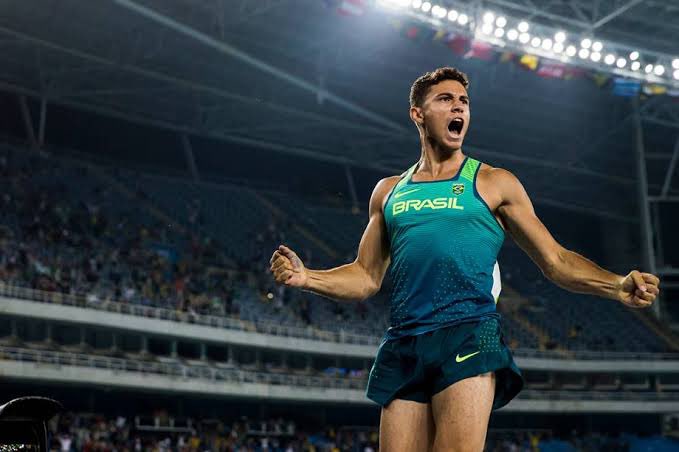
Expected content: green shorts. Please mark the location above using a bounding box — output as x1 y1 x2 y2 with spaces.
366 316 524 410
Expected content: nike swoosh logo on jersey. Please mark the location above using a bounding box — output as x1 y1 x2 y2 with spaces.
455 351 480 363
394 188 421 199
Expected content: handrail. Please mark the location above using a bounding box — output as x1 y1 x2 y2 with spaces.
0 345 366 391
0 283 380 346
3 282 679 360
2 345 678 401
511 347 679 361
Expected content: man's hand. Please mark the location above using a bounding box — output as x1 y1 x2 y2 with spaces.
269 244 308 288
616 270 660 308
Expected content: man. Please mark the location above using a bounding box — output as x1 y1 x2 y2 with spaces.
269 67 660 452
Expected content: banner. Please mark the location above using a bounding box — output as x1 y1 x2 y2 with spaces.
612 78 641 97
519 54 539 71
337 0 366 16
445 32 470 56
464 40 494 61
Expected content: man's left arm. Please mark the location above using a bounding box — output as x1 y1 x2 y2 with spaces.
494 169 660 309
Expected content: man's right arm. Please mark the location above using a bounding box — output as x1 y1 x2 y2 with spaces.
270 177 397 302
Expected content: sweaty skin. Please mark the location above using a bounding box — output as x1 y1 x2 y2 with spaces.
269 74 661 452
270 79 660 309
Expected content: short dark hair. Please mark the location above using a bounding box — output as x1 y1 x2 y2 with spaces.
409 67 469 108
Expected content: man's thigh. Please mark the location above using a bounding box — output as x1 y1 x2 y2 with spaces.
380 399 435 452
431 371 496 452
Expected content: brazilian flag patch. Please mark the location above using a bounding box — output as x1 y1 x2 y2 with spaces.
452 183 465 195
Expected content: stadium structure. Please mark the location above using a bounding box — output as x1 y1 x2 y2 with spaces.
0 1 678 450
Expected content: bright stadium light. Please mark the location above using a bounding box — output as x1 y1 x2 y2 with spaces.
654 65 665 76
645 63 654 73
481 23 493 34
495 16 507 28
457 13 469 25
518 21 529 32
629 51 639 61
378 0 411 6
590 52 601 62
592 41 603 52
554 31 566 43
507 29 518 40
604 54 615 65
519 32 530 44
674 69 679 80
578 48 590 59
494 27 505 38
541 38 552 50
553 42 564 53
447 9 458 21
631 61 641 71
483 11 495 23
581 38 592 49
566 45 577 56
412 0 422 8
421 2 431 12
672 59 679 69
432 5 447 18
616 58 626 68
531 37 541 47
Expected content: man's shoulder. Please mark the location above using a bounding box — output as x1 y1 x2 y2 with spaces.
478 163 519 185
369 175 402 214
374 175 403 196
477 162 527 206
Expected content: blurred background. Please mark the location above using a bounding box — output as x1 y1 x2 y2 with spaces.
0 0 678 450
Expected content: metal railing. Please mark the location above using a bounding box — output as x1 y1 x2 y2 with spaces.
0 345 366 391
3 283 679 360
0 283 380 346
511 348 679 361
2 346 678 401
519 389 679 401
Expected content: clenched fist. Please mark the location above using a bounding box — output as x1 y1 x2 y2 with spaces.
617 270 660 309
269 244 308 288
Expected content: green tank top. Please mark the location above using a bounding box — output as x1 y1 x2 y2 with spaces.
383 156 505 339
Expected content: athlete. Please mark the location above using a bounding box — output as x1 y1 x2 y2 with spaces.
269 67 660 452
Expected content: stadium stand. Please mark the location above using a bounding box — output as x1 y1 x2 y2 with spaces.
46 411 679 451
501 244 675 353
1 144 677 354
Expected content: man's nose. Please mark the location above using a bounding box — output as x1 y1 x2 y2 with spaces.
451 103 465 113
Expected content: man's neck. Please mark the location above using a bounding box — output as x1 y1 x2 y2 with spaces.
418 139 465 177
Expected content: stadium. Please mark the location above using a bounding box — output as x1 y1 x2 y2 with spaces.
0 0 678 450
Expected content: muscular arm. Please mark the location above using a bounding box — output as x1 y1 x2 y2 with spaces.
494 169 659 306
301 178 394 302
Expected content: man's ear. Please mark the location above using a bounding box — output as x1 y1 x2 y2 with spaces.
409 106 423 125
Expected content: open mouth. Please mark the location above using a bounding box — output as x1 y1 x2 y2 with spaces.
448 118 464 136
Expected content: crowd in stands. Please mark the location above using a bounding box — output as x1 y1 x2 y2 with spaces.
0 148 246 318
48 412 379 452
0 147 377 337
47 412 679 451
0 145 676 352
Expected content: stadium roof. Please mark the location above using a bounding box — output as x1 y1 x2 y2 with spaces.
0 0 677 219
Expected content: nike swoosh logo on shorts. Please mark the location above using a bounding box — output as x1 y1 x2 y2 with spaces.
455 351 480 363
394 188 421 199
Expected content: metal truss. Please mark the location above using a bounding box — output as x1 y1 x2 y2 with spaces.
642 98 679 131
631 95 679 320
0 0 677 222
477 0 679 53
638 95 679 200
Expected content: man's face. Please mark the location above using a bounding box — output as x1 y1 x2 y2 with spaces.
411 79 470 150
